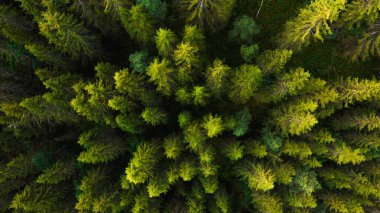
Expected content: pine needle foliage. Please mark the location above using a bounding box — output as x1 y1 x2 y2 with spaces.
1 0 380 212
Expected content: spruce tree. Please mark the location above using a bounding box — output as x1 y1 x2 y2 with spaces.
1 0 380 212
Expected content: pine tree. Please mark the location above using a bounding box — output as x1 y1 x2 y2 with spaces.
38 11 100 59
77 129 128 164
137 0 167 20
125 142 161 184
2 1 380 212
228 64 262 104
141 107 168 126
155 28 178 57
205 59 230 97
238 162 275 192
146 58 176 96
120 5 155 44
179 0 235 32
228 15 260 43
11 183 71 212
174 42 200 83
240 44 259 63
279 0 346 50
257 49 293 75
129 50 150 73
202 114 223 138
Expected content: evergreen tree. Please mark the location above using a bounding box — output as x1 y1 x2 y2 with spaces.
279 0 346 50
155 28 178 57
2 1 380 212
179 0 235 32
120 5 155 44
38 11 100 59
228 15 260 43
228 64 262 104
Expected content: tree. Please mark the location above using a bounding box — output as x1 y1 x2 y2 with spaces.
232 108 251 137
3 1 380 213
192 86 210 106
202 114 223 138
38 11 100 59
228 64 263 104
120 5 155 44
272 100 318 135
77 129 128 164
278 0 346 50
173 42 200 83
141 107 168 126
11 183 71 212
228 15 260 43
205 59 230 97
146 58 176 96
183 25 205 51
155 28 178 57
269 67 311 102
179 0 235 32
257 49 293 75
137 0 167 20
240 44 259 63
125 142 161 184
238 162 275 192
129 50 150 73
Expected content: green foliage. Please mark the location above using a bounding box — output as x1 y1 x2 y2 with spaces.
222 140 244 161
155 28 177 57
163 134 183 159
38 11 99 58
184 122 207 151
3 1 380 212
232 108 251 137
129 50 150 73
180 0 235 32
141 107 168 126
228 15 260 43
178 111 192 128
205 59 230 97
36 159 75 184
146 58 176 96
120 5 154 44
251 192 283 213
279 0 346 50
174 42 200 83
291 169 321 194
183 25 205 50
11 183 68 212
192 86 210 106
257 49 293 75
262 127 282 152
272 100 318 135
202 114 223 138
125 142 161 184
239 162 275 192
137 0 167 20
228 64 262 103
240 44 259 63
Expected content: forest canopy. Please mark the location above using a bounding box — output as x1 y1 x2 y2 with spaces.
1 0 380 212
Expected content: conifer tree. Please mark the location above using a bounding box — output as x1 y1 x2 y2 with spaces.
228 64 262 104
179 0 235 32
228 15 260 43
155 28 178 57
2 1 380 212
279 0 346 50
146 58 176 96
120 5 155 44
38 11 100 59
